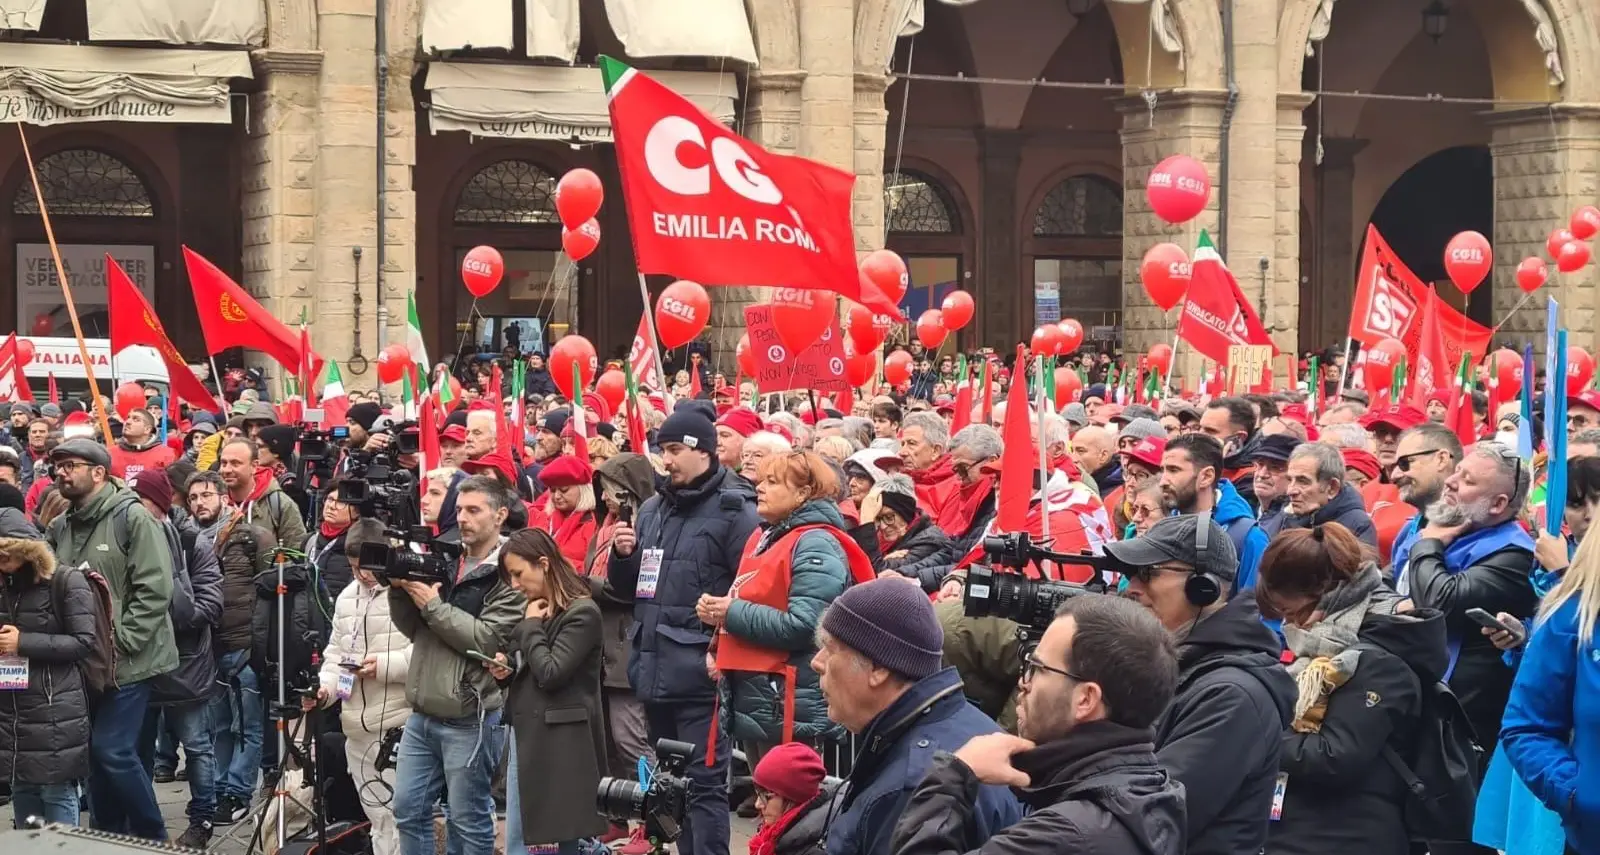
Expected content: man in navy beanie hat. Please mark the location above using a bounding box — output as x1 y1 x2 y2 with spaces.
604 402 757 855
814 580 1022 855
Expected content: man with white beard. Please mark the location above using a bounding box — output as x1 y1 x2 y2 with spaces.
1402 442 1538 784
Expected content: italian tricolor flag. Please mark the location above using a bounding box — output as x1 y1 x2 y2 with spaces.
320 360 349 429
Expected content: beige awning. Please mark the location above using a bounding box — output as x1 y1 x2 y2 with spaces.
602 0 756 65
0 0 47 32
86 0 266 47
423 0 578 61
0 43 252 126
425 62 737 142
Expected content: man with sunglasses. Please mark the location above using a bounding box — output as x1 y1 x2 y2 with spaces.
1112 515 1295 855
1388 422 1464 579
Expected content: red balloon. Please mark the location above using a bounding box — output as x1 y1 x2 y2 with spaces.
770 288 834 355
1548 228 1576 260
30 313 51 336
736 335 757 377
1363 337 1407 396
375 343 411 385
1056 319 1084 356
883 351 913 386
1053 368 1083 408
1559 240 1591 273
872 312 898 344
860 250 909 306
115 382 145 420
462 245 504 297
15 338 34 367
1140 243 1192 311
1570 346 1597 394
1147 343 1174 376
561 218 601 261
595 369 627 414
655 280 711 348
555 168 604 230
1573 205 1600 241
550 335 599 400
915 310 947 349
1030 325 1068 358
1443 231 1492 294
1146 155 1211 225
1490 347 1523 391
844 341 877 387
1516 256 1548 294
940 290 975 331
846 303 882 353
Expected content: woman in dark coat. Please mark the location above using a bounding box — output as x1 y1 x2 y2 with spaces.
870 475 952 592
0 507 96 827
491 528 607 854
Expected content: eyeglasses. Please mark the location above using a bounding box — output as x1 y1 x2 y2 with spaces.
1392 448 1443 473
1020 653 1085 686
54 460 95 474
1479 442 1528 502
1128 563 1195 584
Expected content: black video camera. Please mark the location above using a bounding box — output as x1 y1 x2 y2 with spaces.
962 532 1112 639
596 738 694 844
357 525 460 586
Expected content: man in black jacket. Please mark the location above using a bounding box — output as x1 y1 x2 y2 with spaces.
1113 515 1295 855
1280 442 1378 547
891 595 1186 855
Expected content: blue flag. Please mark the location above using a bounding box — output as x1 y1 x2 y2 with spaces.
1546 297 1568 537
1518 343 1535 460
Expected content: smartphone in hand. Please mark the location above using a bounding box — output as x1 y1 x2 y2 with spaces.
1465 608 1519 634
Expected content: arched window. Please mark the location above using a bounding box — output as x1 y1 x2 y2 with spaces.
14 148 153 217
884 170 957 234
1033 175 1121 237
453 159 559 225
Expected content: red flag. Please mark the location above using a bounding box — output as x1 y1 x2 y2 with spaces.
487 364 514 462
834 385 854 416
108 255 220 411
1405 287 1453 412
996 346 1034 533
0 335 32 402
183 246 322 377
298 324 318 409
419 392 442 525
47 372 57 405
601 57 900 317
1176 232 1276 371
979 357 994 424
690 365 703 399
1349 225 1492 369
629 313 662 391
1446 357 1477 447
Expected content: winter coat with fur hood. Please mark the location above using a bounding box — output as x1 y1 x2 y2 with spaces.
0 510 97 785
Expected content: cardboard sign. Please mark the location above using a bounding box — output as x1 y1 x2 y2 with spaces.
1227 344 1274 395
744 305 848 394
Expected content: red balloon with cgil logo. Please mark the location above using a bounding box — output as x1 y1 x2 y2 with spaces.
115 382 145 420
860 250 909 305
1146 155 1211 225
846 303 882 353
561 218 601 262
1569 346 1596 394
941 290 975 331
550 335 599 400
1572 205 1600 241
1548 228 1576 261
1516 256 1548 294
1559 240 1591 273
655 280 711 348
1030 324 1068 358
1057 319 1084 356
1147 343 1174 376
915 310 947 349
770 288 835 354
1443 231 1492 295
555 168 604 230
1491 347 1523 391
883 350 913 386
461 245 504 297
1140 243 1191 311
736 335 756 377
1362 337 1406 395
14 338 34 367
375 343 411 385
844 340 877 387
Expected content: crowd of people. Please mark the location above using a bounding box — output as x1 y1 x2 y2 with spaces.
0 343 1595 855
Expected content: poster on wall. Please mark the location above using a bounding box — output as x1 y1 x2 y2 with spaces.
17 244 156 339
1034 283 1061 325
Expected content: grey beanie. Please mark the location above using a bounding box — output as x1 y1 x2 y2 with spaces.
1061 403 1089 427
1117 417 1166 444
820 579 943 680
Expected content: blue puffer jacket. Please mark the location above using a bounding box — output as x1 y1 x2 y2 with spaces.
720 499 854 744
825 667 1022 855
608 463 759 705
1214 479 1269 597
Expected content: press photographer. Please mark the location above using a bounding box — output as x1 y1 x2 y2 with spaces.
890 596 1185 855
386 474 527 855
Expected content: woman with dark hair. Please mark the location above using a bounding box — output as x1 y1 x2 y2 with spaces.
489 528 606 855
1256 523 1449 855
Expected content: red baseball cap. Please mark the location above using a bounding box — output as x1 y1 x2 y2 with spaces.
1569 390 1600 413
440 424 467 443
1360 404 1426 432
1124 435 1167 470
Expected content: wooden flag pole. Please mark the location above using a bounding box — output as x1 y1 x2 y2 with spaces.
18 126 114 443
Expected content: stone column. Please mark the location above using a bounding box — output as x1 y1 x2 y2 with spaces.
382 0 421 364
1488 106 1600 351
851 71 890 254
242 49 323 379
978 131 1023 348
1312 137 1368 350
1266 95 1312 361
1223 0 1280 345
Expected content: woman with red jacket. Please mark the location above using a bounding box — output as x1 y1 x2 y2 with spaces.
534 454 598 567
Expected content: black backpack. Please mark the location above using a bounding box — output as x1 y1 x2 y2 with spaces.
1363 645 1482 842
250 556 332 691
51 565 118 696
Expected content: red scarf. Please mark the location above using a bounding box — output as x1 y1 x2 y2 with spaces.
748 802 808 855
319 520 349 540
936 474 994 537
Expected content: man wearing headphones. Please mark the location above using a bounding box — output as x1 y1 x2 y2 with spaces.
1109 515 1296 855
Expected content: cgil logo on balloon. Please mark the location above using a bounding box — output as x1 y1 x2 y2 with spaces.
658 296 699 322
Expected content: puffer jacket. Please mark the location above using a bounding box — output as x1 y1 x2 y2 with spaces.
607 462 759 705
1276 483 1378 548
720 499 854 744
148 516 223 705
585 453 656 692
0 515 96 785
204 508 278 653
876 515 952 592
318 578 412 735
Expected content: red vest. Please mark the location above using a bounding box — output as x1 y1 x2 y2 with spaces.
110 443 175 481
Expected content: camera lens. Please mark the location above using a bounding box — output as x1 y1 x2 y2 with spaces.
596 777 646 821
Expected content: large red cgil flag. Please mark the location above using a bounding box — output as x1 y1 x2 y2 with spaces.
183 246 323 378
600 55 901 317
107 255 220 411
996 345 1035 534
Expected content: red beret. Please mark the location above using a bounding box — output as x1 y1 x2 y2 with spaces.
537 454 594 489
716 407 762 438
1342 448 1381 482
752 742 825 806
468 400 498 413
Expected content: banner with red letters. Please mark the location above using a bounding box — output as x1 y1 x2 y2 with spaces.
1349 224 1491 370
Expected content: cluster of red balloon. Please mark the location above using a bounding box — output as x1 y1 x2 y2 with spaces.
1491 342 1596 395
557 169 605 262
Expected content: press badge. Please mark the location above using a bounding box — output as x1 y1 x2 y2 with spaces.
0 655 28 690
1270 772 1288 821
336 669 357 701
637 549 665 599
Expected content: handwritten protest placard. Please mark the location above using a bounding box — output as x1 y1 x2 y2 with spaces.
744 305 848 394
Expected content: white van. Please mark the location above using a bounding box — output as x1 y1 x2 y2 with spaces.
18 337 175 399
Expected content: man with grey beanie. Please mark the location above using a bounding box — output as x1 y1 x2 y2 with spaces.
812 580 1021 855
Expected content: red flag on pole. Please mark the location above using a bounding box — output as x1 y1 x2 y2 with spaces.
183 246 322 377
950 357 973 434
47 372 57 405
0 335 33 402
1404 286 1453 413
979 357 994 424
108 255 220 411
996 346 1034 533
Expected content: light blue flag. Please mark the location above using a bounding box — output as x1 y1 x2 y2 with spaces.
1518 343 1535 460
1546 297 1568 537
